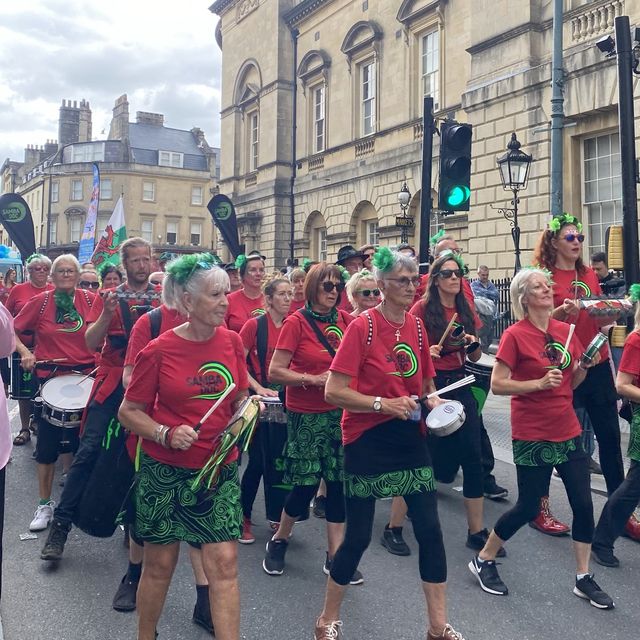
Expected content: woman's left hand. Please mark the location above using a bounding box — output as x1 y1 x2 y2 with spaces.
424 395 445 411
168 424 199 450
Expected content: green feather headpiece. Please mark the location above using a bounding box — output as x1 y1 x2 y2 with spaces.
301 258 316 273
437 249 465 272
372 246 396 272
166 253 217 285
549 212 582 233
337 265 350 282
234 254 247 270
629 284 640 303
429 229 446 246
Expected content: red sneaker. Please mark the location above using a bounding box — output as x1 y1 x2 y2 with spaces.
622 513 640 542
238 516 255 545
528 496 570 536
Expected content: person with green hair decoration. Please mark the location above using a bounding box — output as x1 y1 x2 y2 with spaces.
591 283 640 567
118 252 249 640
224 250 266 332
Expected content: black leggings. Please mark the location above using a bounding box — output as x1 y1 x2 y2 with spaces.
330 491 447 585
240 424 264 518
284 480 345 523
494 456 594 543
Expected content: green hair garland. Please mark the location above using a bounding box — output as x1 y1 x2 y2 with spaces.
437 249 466 272
549 212 582 233
26 253 46 264
166 252 217 285
629 284 640 303
54 291 81 325
372 246 396 272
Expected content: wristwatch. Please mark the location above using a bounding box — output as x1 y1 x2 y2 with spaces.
372 396 382 412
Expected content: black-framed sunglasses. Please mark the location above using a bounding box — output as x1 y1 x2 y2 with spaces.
562 233 585 243
322 281 346 293
80 281 100 289
357 288 380 297
437 269 463 279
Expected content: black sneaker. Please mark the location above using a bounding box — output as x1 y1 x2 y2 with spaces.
263 538 288 575
112 573 139 612
483 478 509 501
573 574 615 609
380 524 411 556
322 552 363 585
312 495 327 519
466 528 506 558
192 602 214 635
591 546 620 568
40 520 70 561
468 555 508 595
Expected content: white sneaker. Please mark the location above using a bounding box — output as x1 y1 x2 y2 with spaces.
29 501 55 531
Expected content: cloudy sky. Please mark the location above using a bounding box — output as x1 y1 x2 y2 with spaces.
0 0 222 164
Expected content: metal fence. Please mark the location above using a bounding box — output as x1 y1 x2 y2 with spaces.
493 277 514 341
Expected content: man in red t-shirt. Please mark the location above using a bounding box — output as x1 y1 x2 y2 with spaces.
41 238 157 567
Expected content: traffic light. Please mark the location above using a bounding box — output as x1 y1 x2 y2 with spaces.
438 121 472 212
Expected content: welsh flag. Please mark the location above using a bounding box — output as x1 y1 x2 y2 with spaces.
91 195 127 268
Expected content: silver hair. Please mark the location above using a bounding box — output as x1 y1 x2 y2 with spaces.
162 265 229 315
346 269 377 307
27 255 52 270
509 268 551 321
51 253 81 274
373 252 418 282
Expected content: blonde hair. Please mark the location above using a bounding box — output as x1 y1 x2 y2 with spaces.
509 268 552 320
346 269 377 307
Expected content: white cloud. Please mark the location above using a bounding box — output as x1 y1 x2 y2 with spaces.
0 0 221 165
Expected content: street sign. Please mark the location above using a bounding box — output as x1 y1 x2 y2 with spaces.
395 215 415 228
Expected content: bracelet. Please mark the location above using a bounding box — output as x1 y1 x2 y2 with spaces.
153 424 170 448
301 372 308 390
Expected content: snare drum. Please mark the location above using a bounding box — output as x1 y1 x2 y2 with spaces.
465 352 495 414
40 374 94 428
426 400 466 437
9 351 37 400
260 397 286 424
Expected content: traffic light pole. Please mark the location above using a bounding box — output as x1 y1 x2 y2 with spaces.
614 15 640 287
419 96 435 274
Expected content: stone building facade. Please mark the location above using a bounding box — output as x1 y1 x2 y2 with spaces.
2 96 220 258
211 0 639 275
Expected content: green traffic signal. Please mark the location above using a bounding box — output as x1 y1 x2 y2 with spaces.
438 121 473 212
446 185 471 207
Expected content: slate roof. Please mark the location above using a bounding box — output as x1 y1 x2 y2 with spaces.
129 123 208 170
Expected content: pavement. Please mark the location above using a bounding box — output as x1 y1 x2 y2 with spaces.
1 395 639 640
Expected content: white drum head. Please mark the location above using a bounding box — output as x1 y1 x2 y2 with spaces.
40 374 94 411
426 400 465 437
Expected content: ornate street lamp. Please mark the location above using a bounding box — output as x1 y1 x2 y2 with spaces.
494 132 533 273
397 181 411 244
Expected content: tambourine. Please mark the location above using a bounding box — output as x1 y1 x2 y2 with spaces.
578 297 633 317
426 400 466 438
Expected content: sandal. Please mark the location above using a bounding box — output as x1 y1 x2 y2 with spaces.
13 429 31 446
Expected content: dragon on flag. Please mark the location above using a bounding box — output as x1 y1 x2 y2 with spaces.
92 195 127 269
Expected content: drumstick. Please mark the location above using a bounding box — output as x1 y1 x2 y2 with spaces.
423 375 476 399
35 358 69 364
193 382 237 432
437 313 458 348
561 324 575 367
75 367 99 384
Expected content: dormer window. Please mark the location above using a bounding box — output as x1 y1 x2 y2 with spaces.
159 151 184 168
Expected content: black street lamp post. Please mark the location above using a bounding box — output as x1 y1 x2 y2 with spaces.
397 181 411 244
494 132 533 274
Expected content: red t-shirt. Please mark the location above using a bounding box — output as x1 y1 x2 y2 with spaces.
13 289 97 376
551 266 608 361
224 289 266 333
618 330 640 383
331 309 435 445
5 281 54 347
239 313 281 385
336 295 353 314
289 298 305 314
125 327 249 469
496 318 583 442
410 298 481 371
275 309 353 413
124 305 186 367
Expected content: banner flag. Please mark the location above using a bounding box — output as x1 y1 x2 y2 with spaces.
91 195 127 269
0 192 36 258
78 163 100 263
207 194 244 258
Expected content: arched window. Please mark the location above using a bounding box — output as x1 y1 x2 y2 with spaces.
233 60 263 176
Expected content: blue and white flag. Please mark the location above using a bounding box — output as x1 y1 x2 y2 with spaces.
78 163 100 263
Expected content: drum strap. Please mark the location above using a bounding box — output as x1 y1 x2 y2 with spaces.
300 308 337 358
363 311 423 350
148 307 163 340
117 283 157 341
255 314 269 386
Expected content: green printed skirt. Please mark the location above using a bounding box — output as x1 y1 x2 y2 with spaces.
344 466 435 500
629 405 640 463
132 453 242 545
512 436 586 467
283 408 344 486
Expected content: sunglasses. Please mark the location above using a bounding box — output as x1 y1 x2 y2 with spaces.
29 266 50 272
386 276 421 288
562 233 585 243
149 279 163 286
357 288 380 297
321 281 346 293
437 269 463 279
80 281 100 289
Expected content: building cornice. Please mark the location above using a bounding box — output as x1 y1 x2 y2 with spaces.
466 21 548 56
209 0 237 17
284 0 331 28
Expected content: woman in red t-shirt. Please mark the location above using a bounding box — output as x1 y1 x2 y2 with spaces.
119 253 248 640
224 251 266 332
262 263 356 581
469 268 614 609
531 213 626 536
287 266 306 314
410 254 492 555
345 269 381 317
13 254 96 533
314 248 464 640
238 275 292 540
